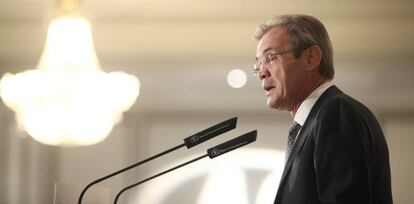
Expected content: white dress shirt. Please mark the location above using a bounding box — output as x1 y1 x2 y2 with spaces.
294 82 333 127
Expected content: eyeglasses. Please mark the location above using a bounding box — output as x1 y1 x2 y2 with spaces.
253 49 294 75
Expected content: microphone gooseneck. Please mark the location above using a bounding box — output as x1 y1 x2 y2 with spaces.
113 130 257 204
78 143 185 204
78 117 237 204
113 154 209 204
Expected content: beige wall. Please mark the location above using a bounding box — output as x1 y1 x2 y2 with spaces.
385 116 414 204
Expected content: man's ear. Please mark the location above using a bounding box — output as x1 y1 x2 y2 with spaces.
304 45 322 71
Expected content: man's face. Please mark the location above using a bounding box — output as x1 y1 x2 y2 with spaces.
256 27 307 111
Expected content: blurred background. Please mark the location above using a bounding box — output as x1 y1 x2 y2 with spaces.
0 0 413 203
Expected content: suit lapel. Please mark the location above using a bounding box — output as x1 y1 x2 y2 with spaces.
275 86 342 200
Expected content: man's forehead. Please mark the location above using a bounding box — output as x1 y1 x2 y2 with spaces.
256 27 290 56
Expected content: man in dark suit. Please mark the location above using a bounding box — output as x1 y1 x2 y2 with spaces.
253 15 393 204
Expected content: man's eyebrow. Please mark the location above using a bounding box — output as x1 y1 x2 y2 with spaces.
262 47 275 53
255 47 278 61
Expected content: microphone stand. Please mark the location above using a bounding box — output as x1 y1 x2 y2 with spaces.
77 117 237 204
77 143 186 204
114 154 209 204
113 130 257 204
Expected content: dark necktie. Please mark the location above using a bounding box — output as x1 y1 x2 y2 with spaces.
286 122 302 162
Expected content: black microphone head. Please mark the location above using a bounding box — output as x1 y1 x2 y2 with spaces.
184 117 237 149
207 130 257 159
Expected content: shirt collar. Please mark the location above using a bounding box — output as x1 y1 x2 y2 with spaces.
294 82 333 126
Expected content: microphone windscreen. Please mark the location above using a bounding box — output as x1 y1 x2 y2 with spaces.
184 117 237 149
207 130 257 159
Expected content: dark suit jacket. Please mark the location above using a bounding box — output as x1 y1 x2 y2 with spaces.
274 86 393 204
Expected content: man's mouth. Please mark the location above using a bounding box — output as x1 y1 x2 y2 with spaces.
263 83 275 90
263 86 275 96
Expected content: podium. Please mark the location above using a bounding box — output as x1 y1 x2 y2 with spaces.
54 182 111 204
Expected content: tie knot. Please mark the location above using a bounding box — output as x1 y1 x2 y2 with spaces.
285 122 302 162
288 122 301 136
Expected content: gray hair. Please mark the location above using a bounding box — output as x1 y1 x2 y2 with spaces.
254 15 334 80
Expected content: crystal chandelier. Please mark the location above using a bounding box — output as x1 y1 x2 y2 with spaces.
0 0 140 146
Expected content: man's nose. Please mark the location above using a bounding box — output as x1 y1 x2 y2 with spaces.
258 66 269 80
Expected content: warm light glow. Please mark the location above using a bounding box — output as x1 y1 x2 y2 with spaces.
227 69 247 88
133 148 285 204
196 167 248 204
38 17 100 72
0 16 140 146
255 171 282 204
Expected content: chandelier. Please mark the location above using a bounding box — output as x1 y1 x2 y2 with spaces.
0 0 140 146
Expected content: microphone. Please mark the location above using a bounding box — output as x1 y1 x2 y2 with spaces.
78 117 237 204
184 117 237 148
113 130 257 204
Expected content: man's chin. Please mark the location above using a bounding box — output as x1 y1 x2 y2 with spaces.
267 100 290 111
267 101 280 110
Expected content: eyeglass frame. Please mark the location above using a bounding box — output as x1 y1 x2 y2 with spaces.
253 48 295 76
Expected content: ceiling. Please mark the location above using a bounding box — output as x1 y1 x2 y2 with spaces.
0 0 413 113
